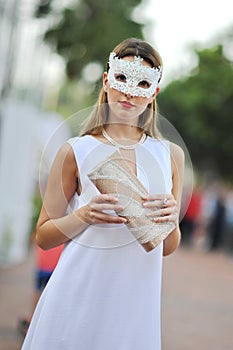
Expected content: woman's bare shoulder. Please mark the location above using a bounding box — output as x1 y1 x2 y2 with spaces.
56 142 76 165
48 142 78 178
169 142 185 163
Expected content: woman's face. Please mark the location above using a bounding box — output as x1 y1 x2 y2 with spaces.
102 56 160 124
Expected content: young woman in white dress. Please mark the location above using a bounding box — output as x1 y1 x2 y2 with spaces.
21 37 184 350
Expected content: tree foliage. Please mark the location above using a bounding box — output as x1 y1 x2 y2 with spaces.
158 42 233 180
36 0 144 80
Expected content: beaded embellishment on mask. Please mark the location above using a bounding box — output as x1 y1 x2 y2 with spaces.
107 52 162 98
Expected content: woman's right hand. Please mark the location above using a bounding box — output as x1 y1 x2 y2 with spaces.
77 194 127 225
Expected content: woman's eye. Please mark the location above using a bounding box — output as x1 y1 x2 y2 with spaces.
115 74 126 82
138 80 151 88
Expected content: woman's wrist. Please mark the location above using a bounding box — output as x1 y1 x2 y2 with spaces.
75 206 90 225
62 208 89 239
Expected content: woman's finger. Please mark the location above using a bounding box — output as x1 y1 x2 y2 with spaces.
90 202 124 212
143 198 177 211
146 206 177 218
142 193 174 202
88 209 127 224
91 194 118 204
153 213 178 224
89 194 122 211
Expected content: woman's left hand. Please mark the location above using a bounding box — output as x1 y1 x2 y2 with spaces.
142 194 178 225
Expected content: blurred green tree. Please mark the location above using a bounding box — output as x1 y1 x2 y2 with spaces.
35 0 144 80
158 41 233 180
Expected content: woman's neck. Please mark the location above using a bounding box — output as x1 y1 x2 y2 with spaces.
104 123 143 141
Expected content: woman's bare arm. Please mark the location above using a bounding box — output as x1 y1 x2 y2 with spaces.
163 142 185 256
36 143 126 250
35 143 87 250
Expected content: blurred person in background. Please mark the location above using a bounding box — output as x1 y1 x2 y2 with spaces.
180 185 203 246
207 183 227 251
224 188 233 255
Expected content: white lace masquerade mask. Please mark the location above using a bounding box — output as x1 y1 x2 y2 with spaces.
107 52 162 98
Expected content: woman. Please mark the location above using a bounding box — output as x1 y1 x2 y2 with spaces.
22 38 184 350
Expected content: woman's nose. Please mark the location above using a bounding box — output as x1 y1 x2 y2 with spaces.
125 92 133 99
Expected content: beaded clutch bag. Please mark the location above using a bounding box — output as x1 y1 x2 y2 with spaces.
88 151 175 252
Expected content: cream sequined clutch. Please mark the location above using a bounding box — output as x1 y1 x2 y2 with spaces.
88 151 175 252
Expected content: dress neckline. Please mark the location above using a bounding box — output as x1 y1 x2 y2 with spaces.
85 133 149 148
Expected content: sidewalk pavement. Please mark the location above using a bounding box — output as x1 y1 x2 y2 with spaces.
0 251 34 350
0 246 233 350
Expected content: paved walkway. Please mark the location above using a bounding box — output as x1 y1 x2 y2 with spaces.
162 247 233 350
0 251 34 350
0 246 233 350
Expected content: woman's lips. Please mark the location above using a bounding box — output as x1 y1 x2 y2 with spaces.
119 101 134 109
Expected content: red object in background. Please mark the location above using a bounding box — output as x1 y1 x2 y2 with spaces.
185 190 202 220
36 245 64 272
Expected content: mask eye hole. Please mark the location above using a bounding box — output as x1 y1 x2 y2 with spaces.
138 80 151 89
114 74 127 82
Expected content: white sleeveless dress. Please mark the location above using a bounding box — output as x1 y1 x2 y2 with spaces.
21 135 172 350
